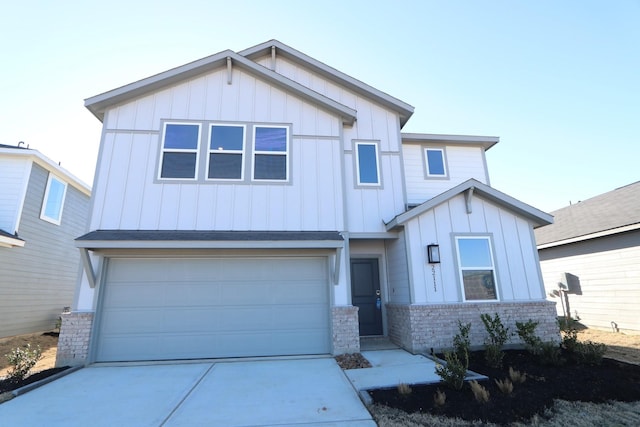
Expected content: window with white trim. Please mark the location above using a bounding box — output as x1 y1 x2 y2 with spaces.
455 236 498 301
425 148 447 178
355 141 381 186
40 174 67 225
253 126 288 181
207 124 245 180
159 122 201 179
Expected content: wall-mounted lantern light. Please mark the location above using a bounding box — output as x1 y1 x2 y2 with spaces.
427 244 440 264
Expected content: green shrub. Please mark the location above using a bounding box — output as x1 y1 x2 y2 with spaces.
481 313 510 368
435 352 467 390
5 344 43 381
574 341 607 365
452 321 471 368
538 341 564 366
435 321 474 390
516 319 564 366
515 320 542 351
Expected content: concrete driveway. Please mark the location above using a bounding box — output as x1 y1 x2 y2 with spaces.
0 358 375 426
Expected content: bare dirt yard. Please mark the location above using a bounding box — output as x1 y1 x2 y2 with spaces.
0 331 59 379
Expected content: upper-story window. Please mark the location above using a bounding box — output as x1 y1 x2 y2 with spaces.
425 148 448 178
455 235 498 301
253 126 288 181
355 141 381 186
208 124 245 180
159 122 201 180
40 174 67 225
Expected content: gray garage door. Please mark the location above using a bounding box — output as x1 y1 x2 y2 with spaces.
95 257 330 362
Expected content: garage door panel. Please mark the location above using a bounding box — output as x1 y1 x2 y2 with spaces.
96 257 331 362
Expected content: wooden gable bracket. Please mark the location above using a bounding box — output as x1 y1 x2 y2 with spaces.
271 45 277 70
226 57 233 84
79 248 97 288
332 246 343 285
465 186 475 214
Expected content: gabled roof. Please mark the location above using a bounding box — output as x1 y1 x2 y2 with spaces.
535 181 640 248
386 179 553 230
85 48 357 125
401 133 499 151
0 145 91 195
239 40 414 126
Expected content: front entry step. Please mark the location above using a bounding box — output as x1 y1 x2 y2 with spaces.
359 336 398 351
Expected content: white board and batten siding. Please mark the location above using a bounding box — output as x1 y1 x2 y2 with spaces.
255 53 407 233
404 193 545 304
384 230 411 304
0 157 31 233
90 66 344 232
539 231 640 332
403 144 489 205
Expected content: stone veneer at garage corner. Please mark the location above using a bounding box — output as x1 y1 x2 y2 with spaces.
56 312 94 367
332 306 360 354
387 301 560 354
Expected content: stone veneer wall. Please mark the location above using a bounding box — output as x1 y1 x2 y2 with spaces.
56 312 94 367
331 306 360 354
387 301 560 354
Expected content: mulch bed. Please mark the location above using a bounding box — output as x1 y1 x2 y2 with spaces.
0 367 70 394
369 349 640 425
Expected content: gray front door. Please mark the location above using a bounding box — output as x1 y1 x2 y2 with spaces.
350 258 383 336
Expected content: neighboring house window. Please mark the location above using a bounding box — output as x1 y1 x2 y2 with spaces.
355 141 381 186
455 236 498 301
159 122 201 179
40 174 67 225
253 126 288 181
425 148 447 178
208 124 245 180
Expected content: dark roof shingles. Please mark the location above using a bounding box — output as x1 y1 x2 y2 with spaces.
535 181 640 245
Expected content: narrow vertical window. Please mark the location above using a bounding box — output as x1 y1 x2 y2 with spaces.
159 123 201 179
40 175 67 225
455 236 498 301
355 142 380 186
208 124 245 180
253 126 288 181
425 148 447 178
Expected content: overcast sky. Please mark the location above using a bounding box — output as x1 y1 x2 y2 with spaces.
1 0 638 212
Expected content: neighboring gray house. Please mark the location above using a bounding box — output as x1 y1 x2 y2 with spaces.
57 40 558 367
0 143 91 338
536 181 640 333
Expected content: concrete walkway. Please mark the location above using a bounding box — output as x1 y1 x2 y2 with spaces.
344 349 442 390
0 358 375 427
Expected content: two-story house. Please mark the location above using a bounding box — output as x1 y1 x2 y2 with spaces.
57 40 558 366
0 143 90 338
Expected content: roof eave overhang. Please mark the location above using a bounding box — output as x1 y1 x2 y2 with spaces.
239 40 414 126
76 239 344 250
401 133 500 151
0 149 91 195
85 50 357 125
386 179 553 231
0 234 25 248
537 222 640 249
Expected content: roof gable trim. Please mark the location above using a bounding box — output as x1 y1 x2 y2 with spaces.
239 40 414 125
85 50 357 125
386 179 553 230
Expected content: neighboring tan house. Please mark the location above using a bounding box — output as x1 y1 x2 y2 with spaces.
536 181 640 333
0 143 91 338
57 40 558 366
